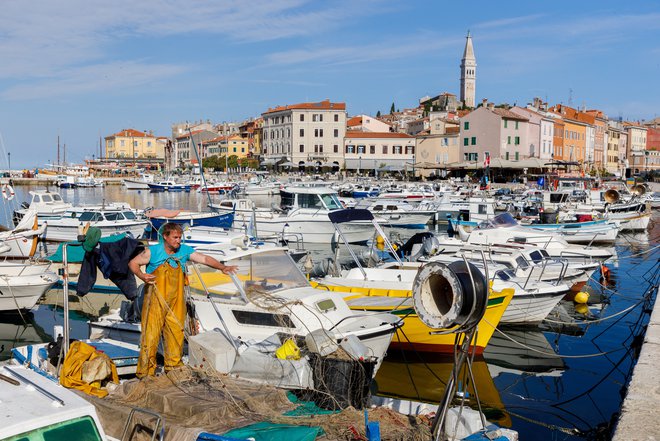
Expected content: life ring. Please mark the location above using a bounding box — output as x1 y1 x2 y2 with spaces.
2 184 15 200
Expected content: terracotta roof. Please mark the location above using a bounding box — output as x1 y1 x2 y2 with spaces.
347 116 362 127
263 99 346 115
492 108 529 121
106 128 150 139
345 131 414 139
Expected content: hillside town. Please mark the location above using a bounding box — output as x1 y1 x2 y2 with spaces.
96 33 659 181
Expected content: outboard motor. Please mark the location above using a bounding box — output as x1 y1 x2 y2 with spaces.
398 232 436 261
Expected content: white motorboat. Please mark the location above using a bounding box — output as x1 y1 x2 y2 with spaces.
452 212 615 262
519 219 620 244
89 245 401 387
123 173 155 190
75 176 104 187
354 198 435 228
12 190 72 225
0 209 46 258
0 262 58 311
43 208 148 242
211 187 380 243
0 365 112 441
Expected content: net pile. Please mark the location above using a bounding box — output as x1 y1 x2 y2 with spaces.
83 365 431 441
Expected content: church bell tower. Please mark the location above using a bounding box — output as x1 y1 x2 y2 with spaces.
460 31 476 108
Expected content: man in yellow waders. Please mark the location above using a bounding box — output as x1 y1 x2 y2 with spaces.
129 223 237 378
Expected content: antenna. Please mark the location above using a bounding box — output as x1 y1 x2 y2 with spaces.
568 88 573 107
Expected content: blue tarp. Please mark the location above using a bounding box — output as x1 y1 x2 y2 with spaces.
47 233 128 263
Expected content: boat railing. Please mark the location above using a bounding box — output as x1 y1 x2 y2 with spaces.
520 256 568 289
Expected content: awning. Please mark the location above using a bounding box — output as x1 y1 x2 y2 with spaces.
260 159 276 165
279 161 296 167
448 157 550 170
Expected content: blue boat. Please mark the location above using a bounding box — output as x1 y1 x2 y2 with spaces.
146 211 234 239
147 180 191 192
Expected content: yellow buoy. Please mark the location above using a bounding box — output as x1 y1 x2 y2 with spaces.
575 303 589 315
376 235 385 245
574 291 589 304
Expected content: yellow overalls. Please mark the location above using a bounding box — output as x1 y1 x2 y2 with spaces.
136 258 187 378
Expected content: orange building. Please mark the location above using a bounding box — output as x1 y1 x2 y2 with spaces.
549 104 593 168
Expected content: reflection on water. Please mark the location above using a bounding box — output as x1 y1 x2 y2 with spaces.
375 351 511 427
0 185 657 439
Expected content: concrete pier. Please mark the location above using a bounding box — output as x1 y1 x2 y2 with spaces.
612 262 660 438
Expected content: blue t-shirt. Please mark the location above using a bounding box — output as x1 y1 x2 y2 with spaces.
146 243 195 274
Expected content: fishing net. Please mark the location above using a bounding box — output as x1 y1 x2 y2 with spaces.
82 365 430 441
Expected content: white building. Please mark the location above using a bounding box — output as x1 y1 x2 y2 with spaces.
344 131 416 172
261 100 347 168
346 114 392 132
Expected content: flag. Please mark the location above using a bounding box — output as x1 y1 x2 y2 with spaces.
483 152 491 168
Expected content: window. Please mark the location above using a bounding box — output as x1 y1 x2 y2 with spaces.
319 144 323 153
334 129 339 137
334 114 339 122
514 136 520 145
471 137 476 145
299 129 304 137
463 138 469 146
300 114 304 121
319 114 323 122
147 141 152 147
382 145 388 154
515 121 519 130
504 120 508 128
346 145 355 154
357 145 365 154
464 121 469 130
515 152 519 160
299 144 304 152
120 140 125 147
405 145 415 154
314 144 318 153
393 145 402 154
312 114 317 122
370 145 375 154
505 152 510 160
319 129 324 137
314 129 318 137
467 152 478 161
507 136 511 145
334 144 338 153
233 310 294 328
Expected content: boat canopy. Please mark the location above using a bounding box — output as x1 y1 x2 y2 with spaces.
328 208 374 224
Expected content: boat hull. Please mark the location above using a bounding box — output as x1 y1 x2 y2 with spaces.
0 273 58 311
147 212 234 239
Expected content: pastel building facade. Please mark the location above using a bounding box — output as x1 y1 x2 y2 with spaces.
344 131 416 171
262 100 346 167
105 129 163 159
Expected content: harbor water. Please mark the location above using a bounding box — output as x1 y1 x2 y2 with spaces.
0 184 658 440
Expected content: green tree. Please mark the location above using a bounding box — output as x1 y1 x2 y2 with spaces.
202 155 221 170
376 110 381 117
390 102 396 114
228 154 239 170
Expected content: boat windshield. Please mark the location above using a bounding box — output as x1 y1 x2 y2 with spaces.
79 212 104 222
123 211 137 220
52 194 63 202
476 212 518 230
191 249 309 299
320 193 342 210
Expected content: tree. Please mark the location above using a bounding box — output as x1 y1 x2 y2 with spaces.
202 155 222 170
390 102 396 114
376 110 381 117
228 154 239 170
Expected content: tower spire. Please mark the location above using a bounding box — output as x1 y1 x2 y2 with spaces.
460 31 477 108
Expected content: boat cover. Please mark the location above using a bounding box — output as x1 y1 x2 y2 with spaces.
328 209 374 224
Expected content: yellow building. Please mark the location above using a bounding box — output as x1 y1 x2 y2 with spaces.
206 135 249 159
105 129 163 159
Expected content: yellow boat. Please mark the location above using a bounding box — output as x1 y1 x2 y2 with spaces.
311 264 513 354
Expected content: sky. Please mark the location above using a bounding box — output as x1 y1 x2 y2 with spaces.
0 0 659 168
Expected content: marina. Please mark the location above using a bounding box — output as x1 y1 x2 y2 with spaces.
0 180 656 440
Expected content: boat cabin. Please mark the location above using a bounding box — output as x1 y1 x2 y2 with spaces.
279 187 343 211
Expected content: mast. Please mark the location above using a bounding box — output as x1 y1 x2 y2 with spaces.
188 128 213 210
57 136 60 166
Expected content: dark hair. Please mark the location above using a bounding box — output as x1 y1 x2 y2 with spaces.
161 223 183 237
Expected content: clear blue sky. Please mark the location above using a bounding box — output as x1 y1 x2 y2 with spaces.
1 1 658 168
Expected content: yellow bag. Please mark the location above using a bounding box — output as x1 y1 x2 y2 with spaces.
275 338 301 360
